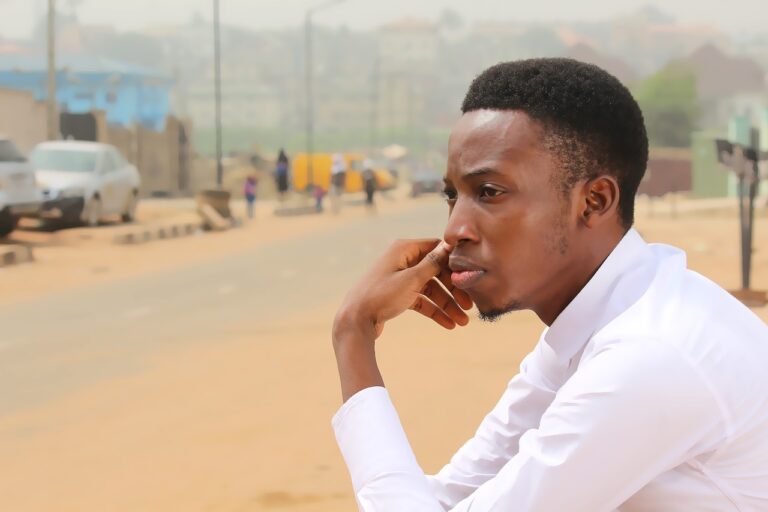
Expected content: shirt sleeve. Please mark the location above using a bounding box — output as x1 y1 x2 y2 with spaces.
333 339 725 512
425 346 560 509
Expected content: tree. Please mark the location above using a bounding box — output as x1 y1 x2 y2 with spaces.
632 63 699 147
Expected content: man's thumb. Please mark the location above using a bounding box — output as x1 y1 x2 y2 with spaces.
414 241 452 277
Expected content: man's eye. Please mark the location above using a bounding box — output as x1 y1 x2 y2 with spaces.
479 186 503 198
442 189 457 201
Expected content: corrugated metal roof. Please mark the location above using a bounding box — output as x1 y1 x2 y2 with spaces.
0 52 170 80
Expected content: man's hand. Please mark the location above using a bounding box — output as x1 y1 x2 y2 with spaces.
332 239 474 401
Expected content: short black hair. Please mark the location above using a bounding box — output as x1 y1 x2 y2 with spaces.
462 58 648 228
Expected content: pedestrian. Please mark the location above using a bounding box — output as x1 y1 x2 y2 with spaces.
330 153 346 214
312 183 326 213
330 58 768 510
362 158 377 209
243 175 257 219
275 148 290 202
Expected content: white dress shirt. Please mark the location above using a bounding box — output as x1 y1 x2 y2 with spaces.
332 229 768 511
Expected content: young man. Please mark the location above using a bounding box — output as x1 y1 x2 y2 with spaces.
331 59 768 511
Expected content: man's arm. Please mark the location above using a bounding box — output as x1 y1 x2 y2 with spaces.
333 238 471 402
333 338 724 511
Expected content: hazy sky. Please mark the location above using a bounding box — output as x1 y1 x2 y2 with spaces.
0 0 766 39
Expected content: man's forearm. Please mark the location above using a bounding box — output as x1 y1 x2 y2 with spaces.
333 310 384 402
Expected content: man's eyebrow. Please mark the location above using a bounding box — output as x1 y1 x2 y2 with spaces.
463 167 501 181
443 168 501 186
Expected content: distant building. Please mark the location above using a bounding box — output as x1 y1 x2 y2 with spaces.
678 44 767 127
0 51 173 131
376 19 439 133
566 43 638 85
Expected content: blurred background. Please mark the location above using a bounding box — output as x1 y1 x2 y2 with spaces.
0 1 766 511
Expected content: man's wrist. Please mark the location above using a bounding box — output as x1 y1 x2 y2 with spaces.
333 305 376 349
333 305 383 402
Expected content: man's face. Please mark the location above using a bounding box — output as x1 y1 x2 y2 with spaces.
444 109 578 320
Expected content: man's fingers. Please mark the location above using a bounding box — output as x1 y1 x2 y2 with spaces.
409 294 456 330
436 267 474 311
422 278 469 326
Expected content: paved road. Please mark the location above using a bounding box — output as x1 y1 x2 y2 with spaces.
0 200 448 416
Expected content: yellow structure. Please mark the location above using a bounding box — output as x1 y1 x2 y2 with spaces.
292 153 394 192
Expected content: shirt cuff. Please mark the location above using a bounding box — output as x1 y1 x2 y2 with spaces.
332 386 424 492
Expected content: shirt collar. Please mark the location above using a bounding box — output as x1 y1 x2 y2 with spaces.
543 228 653 364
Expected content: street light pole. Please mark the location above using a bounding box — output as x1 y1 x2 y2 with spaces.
46 0 58 140
304 0 346 190
304 10 313 190
213 0 223 187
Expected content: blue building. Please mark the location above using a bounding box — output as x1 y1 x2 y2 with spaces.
0 52 173 131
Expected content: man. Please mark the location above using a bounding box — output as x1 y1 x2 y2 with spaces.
331 153 346 214
331 59 768 511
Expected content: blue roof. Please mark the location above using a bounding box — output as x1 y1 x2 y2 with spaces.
0 52 171 81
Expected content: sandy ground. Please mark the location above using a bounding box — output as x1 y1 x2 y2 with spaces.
0 195 766 511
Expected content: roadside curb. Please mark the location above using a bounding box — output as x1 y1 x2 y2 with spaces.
0 245 34 267
113 222 202 245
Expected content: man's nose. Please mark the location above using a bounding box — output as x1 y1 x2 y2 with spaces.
443 198 479 247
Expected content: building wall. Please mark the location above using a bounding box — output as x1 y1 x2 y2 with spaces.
0 87 47 153
0 70 172 131
638 148 692 197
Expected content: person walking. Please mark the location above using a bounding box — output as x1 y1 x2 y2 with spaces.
243 175 258 219
275 148 290 202
330 153 346 214
362 158 377 209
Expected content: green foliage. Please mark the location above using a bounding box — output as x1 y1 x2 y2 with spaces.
632 63 699 147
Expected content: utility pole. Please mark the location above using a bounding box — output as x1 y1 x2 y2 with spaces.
304 0 346 190
46 0 58 140
213 0 223 187
304 11 313 190
369 48 379 154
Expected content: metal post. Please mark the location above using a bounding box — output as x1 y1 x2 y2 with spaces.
46 0 58 140
737 174 749 289
304 0 346 191
213 0 223 187
369 48 379 154
305 11 314 189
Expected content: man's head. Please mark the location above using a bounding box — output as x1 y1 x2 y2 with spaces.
444 58 648 324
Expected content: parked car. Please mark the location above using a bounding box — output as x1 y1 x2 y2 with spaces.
30 141 140 226
410 168 443 197
0 137 42 237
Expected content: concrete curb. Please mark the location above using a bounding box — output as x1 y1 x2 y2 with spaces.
273 205 322 217
0 245 34 267
113 222 202 245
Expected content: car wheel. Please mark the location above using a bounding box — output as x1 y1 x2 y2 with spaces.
84 197 101 227
121 191 138 223
0 208 18 237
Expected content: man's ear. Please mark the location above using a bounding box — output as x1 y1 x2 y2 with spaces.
579 176 620 227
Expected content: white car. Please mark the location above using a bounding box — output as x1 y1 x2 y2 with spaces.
30 141 141 226
0 137 42 237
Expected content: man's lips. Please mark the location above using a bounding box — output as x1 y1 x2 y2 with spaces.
451 269 485 289
449 256 486 290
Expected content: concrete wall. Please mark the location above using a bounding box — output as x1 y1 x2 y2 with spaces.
638 147 692 197
98 112 191 197
0 87 47 153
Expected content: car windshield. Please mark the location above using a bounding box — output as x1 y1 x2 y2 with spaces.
30 148 98 173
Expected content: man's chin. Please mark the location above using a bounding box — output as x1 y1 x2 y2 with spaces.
476 299 523 323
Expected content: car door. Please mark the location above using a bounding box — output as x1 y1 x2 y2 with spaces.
97 150 122 214
108 149 135 213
